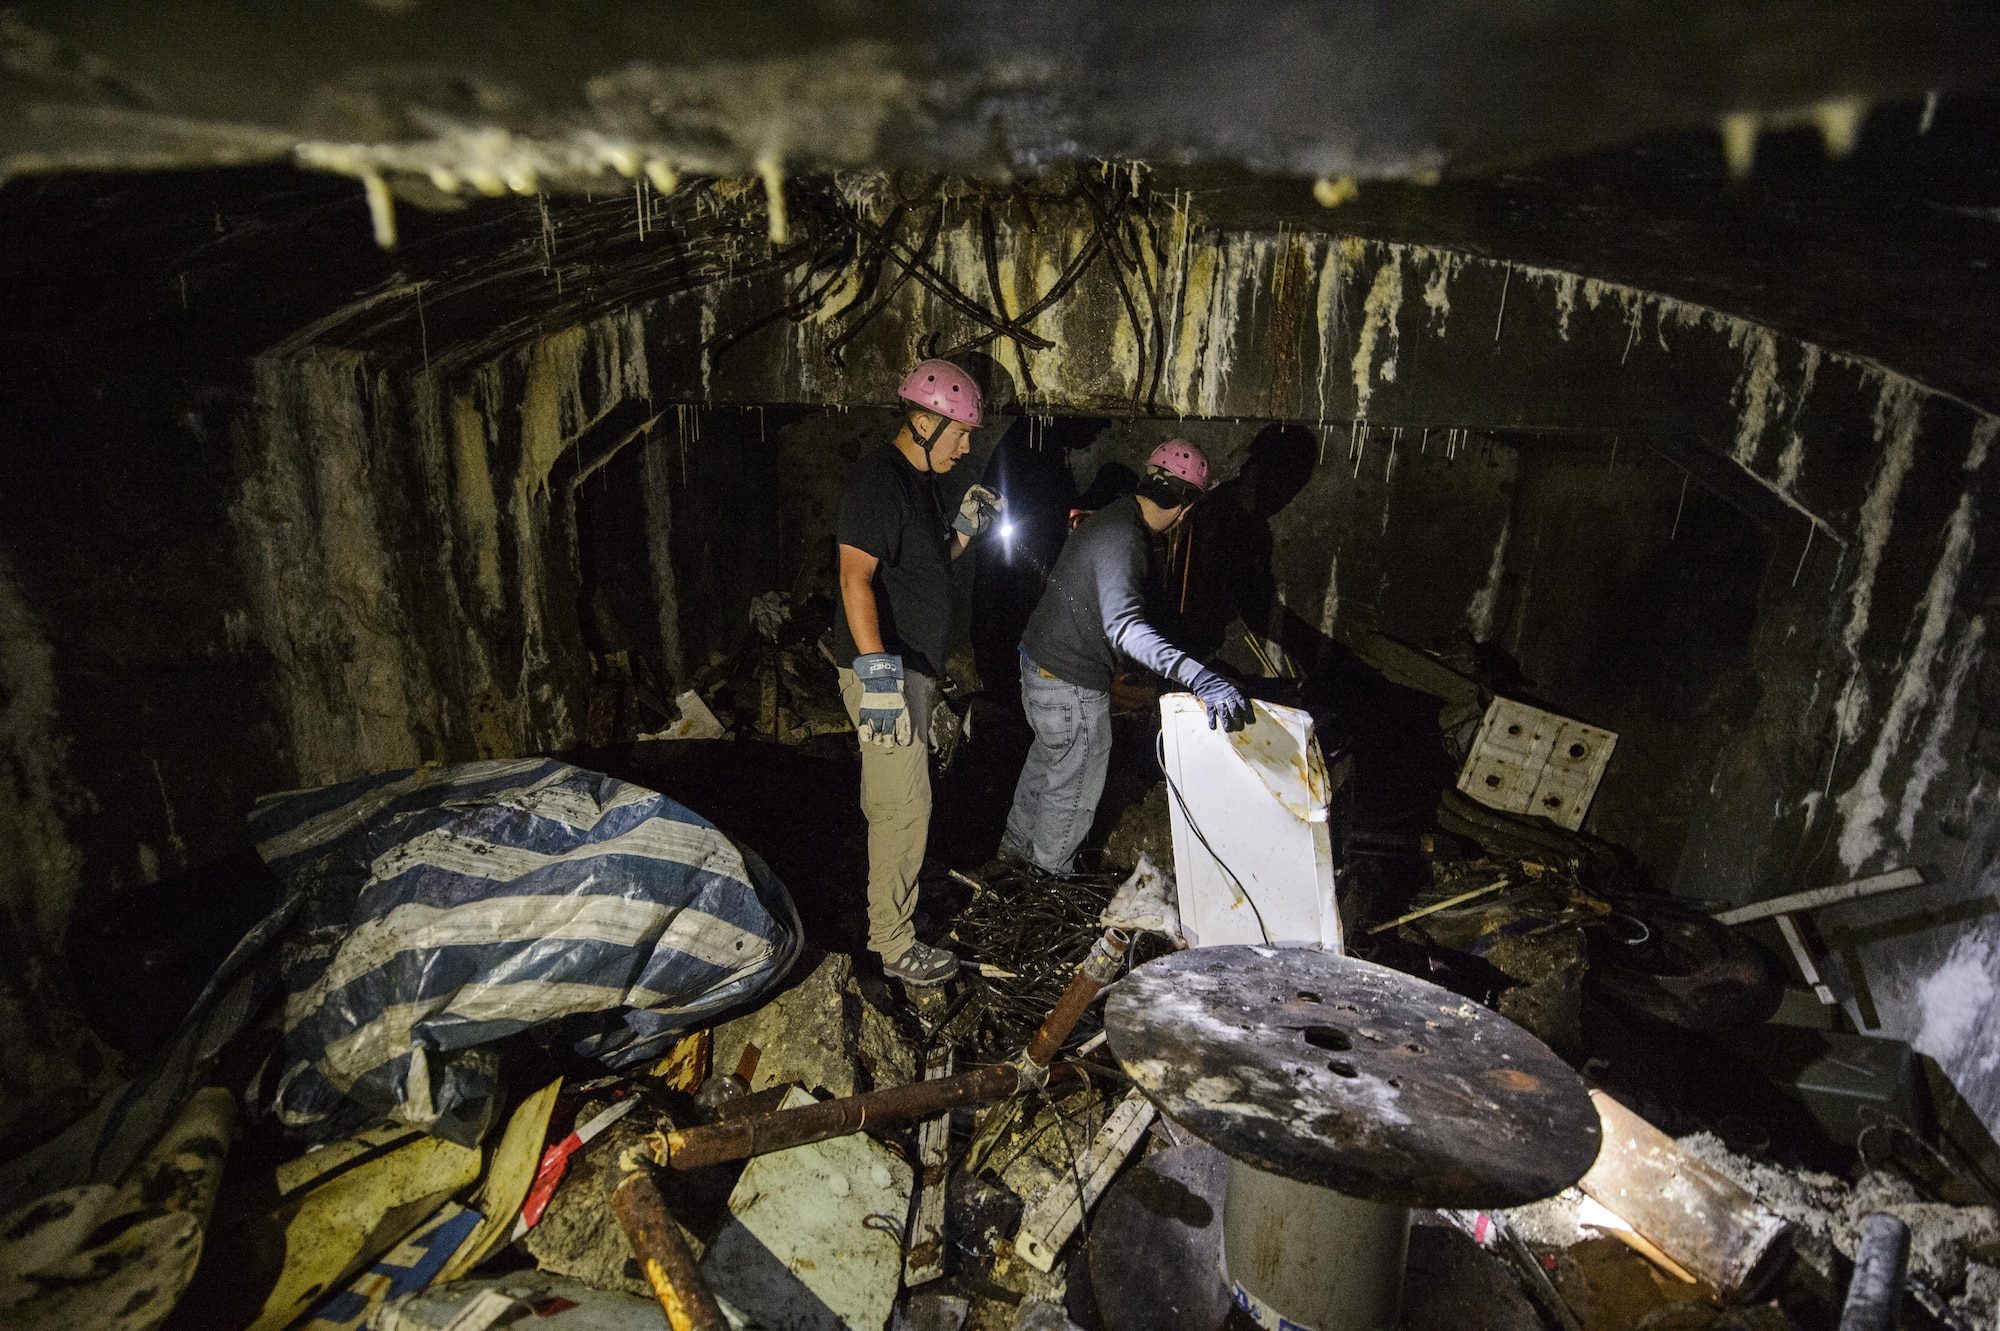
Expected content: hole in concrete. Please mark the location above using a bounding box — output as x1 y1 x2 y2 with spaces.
1543 795 1563 809
1404 1042 1427 1054
1568 742 1587 758
1328 1060 1358 1078
1507 723 1522 735
1295 990 1323 1003
1484 773 1502 788
1302 1026 1351 1051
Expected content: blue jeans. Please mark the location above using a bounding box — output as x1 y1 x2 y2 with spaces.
1001 652 1114 874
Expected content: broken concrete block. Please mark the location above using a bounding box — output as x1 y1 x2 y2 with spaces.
521 1113 662 1300
1859 1203 2000 1294
895 1290 970 1331
701 1087 913 1330
1011 1300 1083 1331
711 951 916 1100
1955 1262 2000 1328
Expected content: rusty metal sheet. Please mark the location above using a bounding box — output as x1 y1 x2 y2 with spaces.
1103 946 1600 1208
1577 1089 1791 1298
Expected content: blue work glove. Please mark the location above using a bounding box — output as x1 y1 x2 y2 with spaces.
1189 667 1254 732
952 484 1005 538
854 653 913 747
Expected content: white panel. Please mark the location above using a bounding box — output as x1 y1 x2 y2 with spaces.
703 1087 912 1330
1455 697 1617 832
1161 695 1340 950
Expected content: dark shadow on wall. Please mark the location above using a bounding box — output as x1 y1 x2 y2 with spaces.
1153 421 1320 663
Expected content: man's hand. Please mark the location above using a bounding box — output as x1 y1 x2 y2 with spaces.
854 653 913 746
952 484 1005 538
1189 668 1254 732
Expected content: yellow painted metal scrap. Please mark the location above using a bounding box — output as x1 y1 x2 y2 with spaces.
249 1125 481 1331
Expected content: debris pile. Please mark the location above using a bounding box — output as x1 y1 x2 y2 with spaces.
4 702 1999 1331
656 592 858 749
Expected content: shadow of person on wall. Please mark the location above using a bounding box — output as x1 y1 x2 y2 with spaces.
1145 424 1453 832
1152 422 1319 669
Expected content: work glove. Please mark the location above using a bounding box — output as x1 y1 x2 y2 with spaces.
952 484 1005 538
1188 667 1254 733
854 653 913 747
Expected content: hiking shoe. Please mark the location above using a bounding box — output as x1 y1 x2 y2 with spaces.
883 940 959 986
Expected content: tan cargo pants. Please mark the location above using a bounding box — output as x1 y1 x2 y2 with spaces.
838 666 936 959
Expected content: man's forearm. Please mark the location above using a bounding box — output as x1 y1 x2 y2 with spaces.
841 577 886 656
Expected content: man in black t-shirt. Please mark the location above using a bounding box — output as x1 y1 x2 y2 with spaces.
834 359 1004 985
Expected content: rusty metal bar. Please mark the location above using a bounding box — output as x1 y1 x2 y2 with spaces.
660 1062 1080 1171
657 926 1125 1172
607 1146 728 1331
1577 1089 1792 1299
1022 927 1128 1071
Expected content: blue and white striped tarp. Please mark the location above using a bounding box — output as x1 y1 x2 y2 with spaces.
251 759 803 1143
0 760 801 1208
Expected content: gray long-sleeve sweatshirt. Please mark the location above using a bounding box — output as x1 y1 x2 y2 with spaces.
1020 495 1203 692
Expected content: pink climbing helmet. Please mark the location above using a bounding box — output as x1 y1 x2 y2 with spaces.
1147 439 1211 491
897 358 984 427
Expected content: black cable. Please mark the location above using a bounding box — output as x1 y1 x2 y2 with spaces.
1154 731 1272 945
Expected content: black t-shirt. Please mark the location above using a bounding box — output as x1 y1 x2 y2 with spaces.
831 444 954 679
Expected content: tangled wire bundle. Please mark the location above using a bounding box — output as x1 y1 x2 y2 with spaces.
945 864 1121 1063
706 163 1170 416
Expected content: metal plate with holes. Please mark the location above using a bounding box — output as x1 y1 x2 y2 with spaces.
1456 697 1616 832
1103 946 1600 1208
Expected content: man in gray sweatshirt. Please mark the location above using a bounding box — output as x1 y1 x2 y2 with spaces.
1001 440 1253 873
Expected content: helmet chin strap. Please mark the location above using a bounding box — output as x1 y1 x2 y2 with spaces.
912 411 951 473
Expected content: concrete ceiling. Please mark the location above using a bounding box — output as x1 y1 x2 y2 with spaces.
3 3 1999 417
2 1 1995 191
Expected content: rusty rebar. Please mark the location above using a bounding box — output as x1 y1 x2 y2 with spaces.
607 1146 728 1331
659 1061 1082 1171
657 926 1127 1172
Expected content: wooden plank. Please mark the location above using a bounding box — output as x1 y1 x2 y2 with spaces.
902 1048 954 1287
1014 1091 1156 1273
1712 867 1924 926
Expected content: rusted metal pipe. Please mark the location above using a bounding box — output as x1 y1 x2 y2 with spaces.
1577 1089 1792 1299
1022 927 1128 1072
606 1146 728 1331
659 1062 1081 1171
656 927 1125 1172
